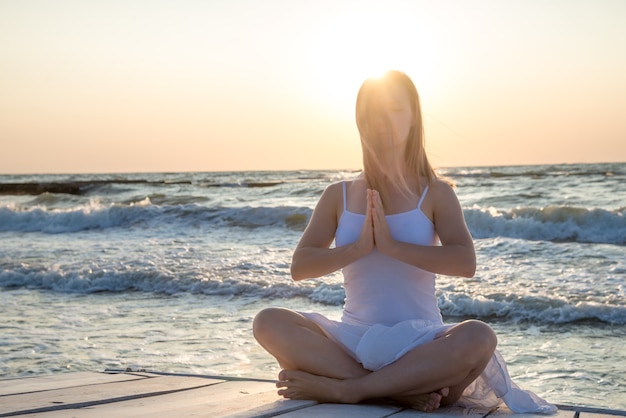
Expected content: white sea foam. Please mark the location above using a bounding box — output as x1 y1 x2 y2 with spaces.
1 200 623 244
1 164 625 409
0 201 313 233
466 205 625 244
1 261 623 325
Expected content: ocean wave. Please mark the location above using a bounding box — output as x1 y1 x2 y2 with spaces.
1 264 622 325
437 293 625 325
1 198 624 245
0 262 322 301
465 205 626 245
447 164 624 180
0 200 312 233
0 199 155 233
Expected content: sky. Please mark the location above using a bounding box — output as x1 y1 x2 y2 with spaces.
1 0 625 174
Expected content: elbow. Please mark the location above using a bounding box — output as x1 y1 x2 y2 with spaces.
452 245 475 278
290 260 305 281
290 248 315 281
462 261 476 278
461 253 476 278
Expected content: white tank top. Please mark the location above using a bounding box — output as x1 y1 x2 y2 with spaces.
335 181 442 327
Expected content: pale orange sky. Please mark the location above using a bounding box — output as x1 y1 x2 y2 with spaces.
1 0 625 174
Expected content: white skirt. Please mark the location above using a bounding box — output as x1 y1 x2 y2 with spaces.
301 312 557 414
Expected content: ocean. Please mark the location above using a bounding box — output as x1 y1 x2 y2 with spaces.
0 162 624 410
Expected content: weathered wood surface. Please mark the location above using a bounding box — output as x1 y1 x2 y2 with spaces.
0 371 623 417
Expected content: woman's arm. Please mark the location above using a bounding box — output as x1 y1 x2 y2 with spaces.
372 181 476 278
290 183 373 281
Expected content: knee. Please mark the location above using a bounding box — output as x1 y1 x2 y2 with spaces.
452 320 497 363
464 320 497 355
252 307 288 343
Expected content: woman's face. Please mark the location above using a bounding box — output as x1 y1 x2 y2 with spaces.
373 84 414 150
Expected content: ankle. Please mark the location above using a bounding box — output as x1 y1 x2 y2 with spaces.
335 378 365 404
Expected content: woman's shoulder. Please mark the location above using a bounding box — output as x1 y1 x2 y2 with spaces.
425 178 462 215
422 177 459 211
317 181 344 208
326 174 366 193
427 177 455 194
320 175 367 214
340 171 366 185
322 181 343 197
313 181 348 222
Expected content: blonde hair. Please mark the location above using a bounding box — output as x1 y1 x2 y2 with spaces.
355 70 439 207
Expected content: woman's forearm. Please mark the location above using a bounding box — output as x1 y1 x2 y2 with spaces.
292 240 475 281
383 241 476 278
290 244 365 281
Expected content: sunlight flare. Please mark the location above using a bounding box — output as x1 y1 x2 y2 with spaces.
305 5 442 112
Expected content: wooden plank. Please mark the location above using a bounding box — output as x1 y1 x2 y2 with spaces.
558 404 626 417
580 413 626 418
0 372 150 396
0 375 224 417
277 403 402 417
557 405 626 418
2 372 623 418
11 379 315 418
488 409 573 418
19 380 283 417
160 383 316 418
391 405 575 417
182 391 317 418
390 405 493 417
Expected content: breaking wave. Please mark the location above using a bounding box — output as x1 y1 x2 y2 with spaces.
2 199 623 245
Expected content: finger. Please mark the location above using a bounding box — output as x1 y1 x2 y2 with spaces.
366 190 375 229
369 189 378 213
372 191 386 225
371 190 381 213
368 189 376 211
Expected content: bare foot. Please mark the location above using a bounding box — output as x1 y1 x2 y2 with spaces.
276 370 359 404
391 387 450 412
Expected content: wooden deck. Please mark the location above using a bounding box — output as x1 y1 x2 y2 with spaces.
0 370 624 417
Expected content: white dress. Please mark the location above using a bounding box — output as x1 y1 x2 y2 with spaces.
301 182 556 414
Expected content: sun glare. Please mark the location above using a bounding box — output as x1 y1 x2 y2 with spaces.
306 5 441 114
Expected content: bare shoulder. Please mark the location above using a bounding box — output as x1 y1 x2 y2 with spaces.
421 178 460 223
316 181 344 219
423 178 458 205
321 181 344 201
428 178 458 203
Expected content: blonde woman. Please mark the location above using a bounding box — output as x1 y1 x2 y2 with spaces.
253 71 555 414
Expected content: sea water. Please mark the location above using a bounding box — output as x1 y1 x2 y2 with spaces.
0 163 624 409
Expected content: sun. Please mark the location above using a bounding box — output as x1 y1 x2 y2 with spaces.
305 4 442 114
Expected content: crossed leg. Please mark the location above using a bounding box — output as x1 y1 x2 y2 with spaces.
253 307 497 411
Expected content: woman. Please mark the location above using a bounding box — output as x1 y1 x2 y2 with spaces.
253 71 555 413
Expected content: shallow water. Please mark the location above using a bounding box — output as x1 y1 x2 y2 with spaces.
2 289 624 409
1 163 624 409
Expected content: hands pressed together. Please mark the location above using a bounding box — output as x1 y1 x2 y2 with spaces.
355 189 396 257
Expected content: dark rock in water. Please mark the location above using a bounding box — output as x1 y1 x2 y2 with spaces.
0 182 84 195
246 182 284 188
0 179 193 195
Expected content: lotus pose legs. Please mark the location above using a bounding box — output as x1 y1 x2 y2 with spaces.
254 308 496 410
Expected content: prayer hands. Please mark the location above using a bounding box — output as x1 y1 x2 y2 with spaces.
355 189 395 257
370 189 395 254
